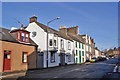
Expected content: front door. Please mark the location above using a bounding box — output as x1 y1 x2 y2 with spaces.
4 50 11 72
37 52 44 68
60 53 65 65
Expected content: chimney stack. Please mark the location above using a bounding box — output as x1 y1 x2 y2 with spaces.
59 26 67 35
30 14 37 23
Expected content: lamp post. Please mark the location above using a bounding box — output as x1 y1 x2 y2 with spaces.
46 17 60 68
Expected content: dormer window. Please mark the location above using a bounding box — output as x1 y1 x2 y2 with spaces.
21 32 25 41
26 33 28 42
19 31 30 43
10 24 30 43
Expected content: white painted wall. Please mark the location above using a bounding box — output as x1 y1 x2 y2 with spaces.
26 22 74 68
95 49 99 58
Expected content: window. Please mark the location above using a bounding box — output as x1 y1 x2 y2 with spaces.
49 39 53 46
82 44 84 49
76 58 78 63
61 39 64 49
51 52 55 63
79 42 81 49
26 33 29 42
18 32 20 39
76 50 78 56
83 58 84 63
82 51 84 56
22 52 27 63
68 55 71 62
21 32 25 41
32 31 36 37
76 41 77 48
68 42 71 50
54 40 57 46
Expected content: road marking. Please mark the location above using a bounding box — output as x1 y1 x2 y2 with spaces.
113 66 120 72
0 72 25 79
113 66 117 72
119 66 120 72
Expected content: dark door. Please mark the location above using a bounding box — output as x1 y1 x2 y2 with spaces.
37 52 44 68
79 51 81 63
4 50 11 72
60 53 65 65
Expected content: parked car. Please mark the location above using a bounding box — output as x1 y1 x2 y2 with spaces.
106 57 110 60
97 57 106 61
90 57 98 62
97 57 103 61
102 57 107 61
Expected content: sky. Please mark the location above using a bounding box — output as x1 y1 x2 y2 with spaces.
2 2 118 50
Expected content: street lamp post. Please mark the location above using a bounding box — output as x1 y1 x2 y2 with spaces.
46 17 60 68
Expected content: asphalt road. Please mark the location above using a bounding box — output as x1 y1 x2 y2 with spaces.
18 58 118 79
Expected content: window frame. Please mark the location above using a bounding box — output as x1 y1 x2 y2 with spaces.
79 42 81 49
50 52 55 63
17 31 30 43
49 39 53 47
68 41 71 50
76 41 77 48
61 39 64 49
82 51 84 56
22 52 28 63
68 55 71 62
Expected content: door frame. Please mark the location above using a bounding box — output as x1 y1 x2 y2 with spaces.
3 50 12 72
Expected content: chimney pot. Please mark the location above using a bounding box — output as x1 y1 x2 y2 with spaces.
21 24 23 28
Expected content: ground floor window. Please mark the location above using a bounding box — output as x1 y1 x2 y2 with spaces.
22 52 28 63
68 55 71 62
51 52 55 63
76 58 78 63
83 58 84 63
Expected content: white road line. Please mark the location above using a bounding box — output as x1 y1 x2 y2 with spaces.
113 66 117 72
119 66 120 72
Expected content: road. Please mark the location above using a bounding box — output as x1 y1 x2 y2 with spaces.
2 58 119 80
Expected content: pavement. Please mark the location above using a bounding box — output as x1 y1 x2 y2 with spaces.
1 58 119 80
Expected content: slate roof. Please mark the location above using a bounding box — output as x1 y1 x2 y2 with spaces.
67 33 85 44
0 27 37 46
34 22 73 41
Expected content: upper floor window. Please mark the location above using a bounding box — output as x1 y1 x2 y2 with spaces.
82 51 84 56
76 41 77 48
49 39 53 46
54 40 57 47
68 42 71 50
61 39 64 49
21 32 25 41
82 44 84 49
79 42 81 49
26 33 29 42
18 32 20 40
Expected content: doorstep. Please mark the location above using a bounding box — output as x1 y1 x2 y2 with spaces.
0 70 26 79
